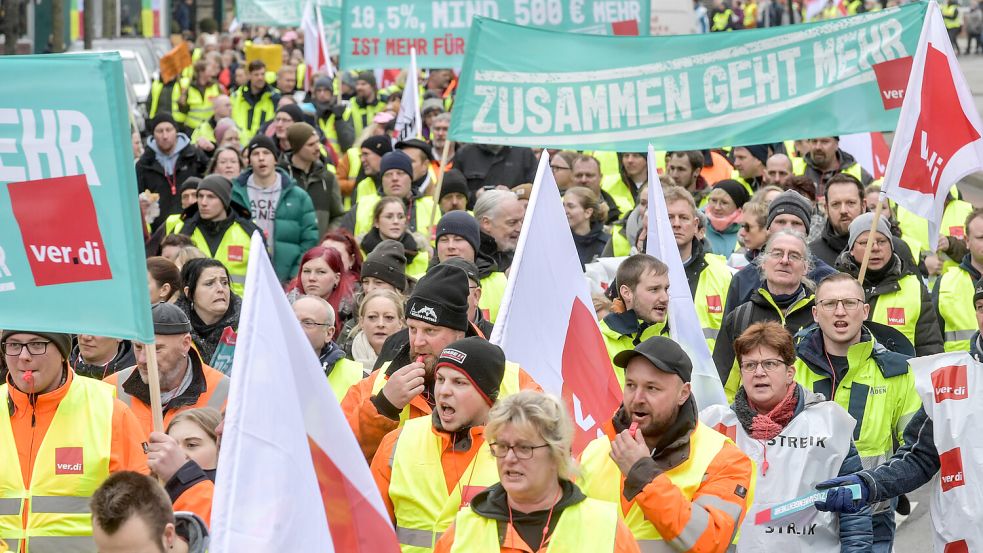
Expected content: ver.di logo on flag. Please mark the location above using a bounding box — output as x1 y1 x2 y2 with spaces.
939 447 965 492
932 364 969 403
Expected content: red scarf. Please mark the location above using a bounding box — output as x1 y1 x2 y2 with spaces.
747 384 797 440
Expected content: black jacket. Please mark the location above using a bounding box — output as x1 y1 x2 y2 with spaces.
479 231 514 273
714 286 816 382
809 218 918 271
174 293 242 364
835 251 944 357
136 140 209 230
452 144 537 198
177 200 263 258
281 153 346 236
571 222 610 268
69 341 135 380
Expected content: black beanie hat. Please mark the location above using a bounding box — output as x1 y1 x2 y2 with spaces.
356 70 377 89
434 336 505 405
713 179 750 209
1 330 72 360
738 144 771 166
179 176 202 193
406 264 470 331
380 151 413 178
197 174 233 209
767 189 813 230
435 211 481 254
361 240 408 292
150 112 178 134
361 135 393 158
441 257 480 285
276 103 304 123
439 170 469 202
436 337 506 405
247 134 279 158
152 302 192 335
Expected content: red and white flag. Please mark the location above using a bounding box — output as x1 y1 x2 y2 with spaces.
490 152 622 454
302 0 335 82
839 132 891 180
880 0 983 250
394 49 422 143
210 233 399 552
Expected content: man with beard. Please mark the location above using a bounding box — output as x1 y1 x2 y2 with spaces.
371 337 505 550
579 336 754 552
665 151 710 205
810 174 867 266
802 137 872 197
599 255 671 386
341 264 538 461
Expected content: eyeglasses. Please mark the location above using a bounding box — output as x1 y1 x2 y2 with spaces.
766 249 805 263
488 442 550 460
2 341 51 356
817 298 865 311
298 320 330 329
550 165 571 172
739 359 787 373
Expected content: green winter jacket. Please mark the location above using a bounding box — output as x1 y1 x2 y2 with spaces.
233 167 319 281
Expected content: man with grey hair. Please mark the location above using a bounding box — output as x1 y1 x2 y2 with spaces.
713 229 818 398
475 189 526 272
429 112 454 160
292 295 364 401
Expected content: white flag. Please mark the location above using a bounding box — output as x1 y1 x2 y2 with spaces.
394 48 422 142
646 145 727 409
491 152 622 454
302 0 335 81
880 0 983 251
210 233 399 552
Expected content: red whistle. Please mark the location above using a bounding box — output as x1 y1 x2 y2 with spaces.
22 370 34 384
629 422 639 438
416 355 425 365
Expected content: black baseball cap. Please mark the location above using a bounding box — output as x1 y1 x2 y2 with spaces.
613 336 692 383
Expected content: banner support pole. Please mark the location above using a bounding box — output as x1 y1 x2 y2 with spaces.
428 140 452 237
856 194 886 285
146 343 165 434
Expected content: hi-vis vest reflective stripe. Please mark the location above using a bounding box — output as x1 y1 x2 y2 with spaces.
869 273 922 350
354 196 436 238
938 266 978 352
174 220 252 297
579 423 744 551
371 362 523 425
910 352 983 551
450 496 619 552
0 377 114 553
700 403 852 553
478 272 507 324
389 417 500 553
327 358 364 403
695 254 732 354
174 80 222 131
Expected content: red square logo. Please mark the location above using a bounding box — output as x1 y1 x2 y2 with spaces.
945 540 969 553
872 56 913 110
886 307 905 326
706 295 722 314
932 365 969 403
8 175 112 286
950 226 966 239
611 20 640 36
713 423 737 441
939 448 965 492
460 485 486 507
55 447 84 475
227 245 244 262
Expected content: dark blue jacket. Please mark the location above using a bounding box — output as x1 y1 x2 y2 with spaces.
723 256 838 315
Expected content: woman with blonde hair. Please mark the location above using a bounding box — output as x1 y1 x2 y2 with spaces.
563 186 610 268
166 407 222 476
348 289 406 370
434 391 640 552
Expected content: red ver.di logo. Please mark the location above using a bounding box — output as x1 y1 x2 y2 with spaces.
8 175 112 286
931 364 969 403
939 447 965 492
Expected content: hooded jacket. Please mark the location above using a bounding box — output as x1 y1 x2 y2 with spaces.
572 222 610 268
233 167 320 281
69 340 135 380
136 135 209 229
835 250 944 357
175 512 210 553
281 152 346 235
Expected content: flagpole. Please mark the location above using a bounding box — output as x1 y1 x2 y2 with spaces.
856 194 886 285
428 140 452 237
146 343 165 433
